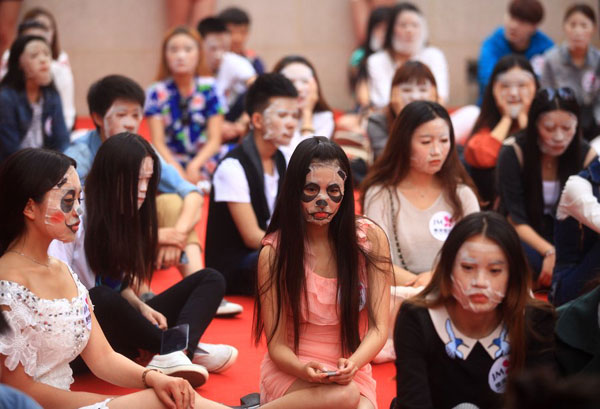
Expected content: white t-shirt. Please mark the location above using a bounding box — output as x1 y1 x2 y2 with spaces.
278 110 335 163
21 99 43 149
366 47 449 108
213 157 279 221
216 51 256 108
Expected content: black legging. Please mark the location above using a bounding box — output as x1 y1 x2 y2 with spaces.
72 268 224 372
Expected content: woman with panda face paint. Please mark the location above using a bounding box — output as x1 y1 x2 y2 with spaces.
497 87 596 289
255 137 392 409
393 211 555 409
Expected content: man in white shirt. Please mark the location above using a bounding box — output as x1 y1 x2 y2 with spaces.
205 73 299 294
197 17 255 141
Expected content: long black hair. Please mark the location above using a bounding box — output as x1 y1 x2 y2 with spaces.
0 35 52 91
254 137 388 355
521 87 583 233
471 54 538 136
0 148 75 255
84 133 160 286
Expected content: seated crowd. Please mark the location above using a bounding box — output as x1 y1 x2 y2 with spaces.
1 1 600 409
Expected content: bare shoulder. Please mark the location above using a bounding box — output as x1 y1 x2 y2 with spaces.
0 257 29 288
358 217 387 241
257 245 275 275
357 216 390 254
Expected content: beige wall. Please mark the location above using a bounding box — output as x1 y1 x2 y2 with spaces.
18 0 600 114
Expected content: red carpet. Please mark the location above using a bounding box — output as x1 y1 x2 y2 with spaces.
70 120 395 406
72 276 396 407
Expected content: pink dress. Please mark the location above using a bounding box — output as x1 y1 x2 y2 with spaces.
259 218 377 408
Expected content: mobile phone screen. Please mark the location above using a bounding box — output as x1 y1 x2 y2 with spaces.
160 323 189 355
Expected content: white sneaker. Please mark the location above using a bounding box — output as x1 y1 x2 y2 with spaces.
216 298 243 317
193 343 238 373
146 350 209 387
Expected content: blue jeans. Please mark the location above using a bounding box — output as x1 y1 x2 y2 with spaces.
521 240 543 280
551 241 600 306
0 385 41 409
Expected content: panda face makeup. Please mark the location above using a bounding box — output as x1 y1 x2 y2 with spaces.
44 166 82 242
301 162 347 226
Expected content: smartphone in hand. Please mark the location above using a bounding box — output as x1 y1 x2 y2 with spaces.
160 323 190 355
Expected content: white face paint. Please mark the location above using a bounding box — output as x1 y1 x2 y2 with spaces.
494 67 536 119
261 97 299 146
102 99 143 140
301 162 346 226
165 33 199 76
537 110 578 157
392 10 426 55
390 80 436 115
451 235 509 313
137 157 154 209
20 40 52 87
280 63 314 109
44 167 82 242
202 33 230 73
410 117 451 175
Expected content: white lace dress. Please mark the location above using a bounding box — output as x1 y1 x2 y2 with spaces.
0 267 112 409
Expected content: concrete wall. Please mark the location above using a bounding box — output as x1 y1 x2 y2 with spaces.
17 0 600 114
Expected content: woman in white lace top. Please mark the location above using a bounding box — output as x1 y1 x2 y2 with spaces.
0 148 230 409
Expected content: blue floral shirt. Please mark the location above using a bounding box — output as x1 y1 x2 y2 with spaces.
144 76 225 166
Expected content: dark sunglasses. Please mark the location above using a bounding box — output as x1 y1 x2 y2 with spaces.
538 87 576 102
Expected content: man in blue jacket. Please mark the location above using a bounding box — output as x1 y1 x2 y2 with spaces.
477 0 553 103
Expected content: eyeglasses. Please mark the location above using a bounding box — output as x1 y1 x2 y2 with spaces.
538 87 576 102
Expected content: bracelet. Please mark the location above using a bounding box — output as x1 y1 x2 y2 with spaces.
142 368 160 388
544 249 555 258
300 126 315 134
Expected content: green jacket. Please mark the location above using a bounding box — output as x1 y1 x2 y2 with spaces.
555 286 600 376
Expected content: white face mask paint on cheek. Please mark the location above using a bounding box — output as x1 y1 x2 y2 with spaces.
281 63 314 107
137 157 154 209
450 241 508 313
103 103 143 138
262 99 298 147
495 69 535 118
301 162 347 226
45 167 82 242
398 81 434 104
537 111 577 157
